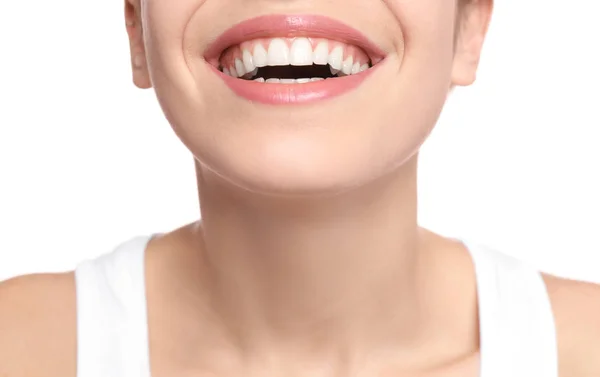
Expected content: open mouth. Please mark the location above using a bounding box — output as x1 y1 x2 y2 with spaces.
204 15 386 104
218 37 377 83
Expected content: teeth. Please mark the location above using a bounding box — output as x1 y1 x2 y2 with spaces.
327 46 344 70
234 59 246 76
255 78 325 84
221 40 373 78
341 56 353 75
313 41 329 65
290 38 313 66
242 49 255 72
267 38 290 66
253 44 268 67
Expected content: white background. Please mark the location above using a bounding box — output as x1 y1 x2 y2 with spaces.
0 1 598 283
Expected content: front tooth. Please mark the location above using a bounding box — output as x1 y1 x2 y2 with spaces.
280 79 296 84
351 62 361 75
341 56 353 75
254 77 265 82
290 38 313 66
253 44 268 67
328 46 344 70
267 38 290 66
242 49 255 72
313 41 329 65
235 59 246 76
266 78 281 83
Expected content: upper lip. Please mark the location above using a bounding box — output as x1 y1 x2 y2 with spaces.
203 14 387 67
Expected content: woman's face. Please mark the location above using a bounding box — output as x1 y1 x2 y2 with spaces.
126 0 491 195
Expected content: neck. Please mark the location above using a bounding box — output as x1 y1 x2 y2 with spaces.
192 155 436 354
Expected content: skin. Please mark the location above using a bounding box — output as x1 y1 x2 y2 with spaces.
1 0 599 376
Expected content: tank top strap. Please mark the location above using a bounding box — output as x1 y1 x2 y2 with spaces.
75 236 153 377
463 240 558 377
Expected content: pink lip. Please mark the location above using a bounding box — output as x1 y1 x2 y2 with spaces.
204 14 386 105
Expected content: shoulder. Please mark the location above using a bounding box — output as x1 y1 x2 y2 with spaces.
0 272 76 377
542 273 600 377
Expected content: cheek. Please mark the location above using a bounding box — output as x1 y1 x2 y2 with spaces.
141 0 214 147
382 0 457 58
142 0 205 97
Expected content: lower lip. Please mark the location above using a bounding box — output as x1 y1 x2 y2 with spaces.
212 65 377 105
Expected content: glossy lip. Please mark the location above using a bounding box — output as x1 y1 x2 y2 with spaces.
203 14 387 105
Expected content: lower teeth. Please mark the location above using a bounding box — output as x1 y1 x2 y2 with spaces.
256 77 326 83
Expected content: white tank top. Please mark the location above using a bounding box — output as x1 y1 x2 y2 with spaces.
74 236 558 377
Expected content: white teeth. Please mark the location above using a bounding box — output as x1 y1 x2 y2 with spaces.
313 41 329 65
290 38 313 66
253 44 268 67
221 40 372 78
341 56 353 75
267 38 290 66
234 59 245 76
328 46 344 70
242 49 255 72
254 78 323 84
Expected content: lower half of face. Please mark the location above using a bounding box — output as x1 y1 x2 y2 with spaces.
141 0 458 195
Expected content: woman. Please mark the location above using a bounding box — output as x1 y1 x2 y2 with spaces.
1 0 599 376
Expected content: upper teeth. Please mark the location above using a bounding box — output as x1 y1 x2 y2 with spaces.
267 38 290 66
220 37 371 79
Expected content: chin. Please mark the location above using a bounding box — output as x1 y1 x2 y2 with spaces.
195 135 386 197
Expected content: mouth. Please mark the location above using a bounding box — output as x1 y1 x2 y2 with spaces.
204 15 387 105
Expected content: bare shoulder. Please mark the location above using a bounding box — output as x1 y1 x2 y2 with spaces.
0 272 76 377
543 273 600 377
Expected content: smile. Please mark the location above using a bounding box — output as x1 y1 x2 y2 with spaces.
204 15 387 105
